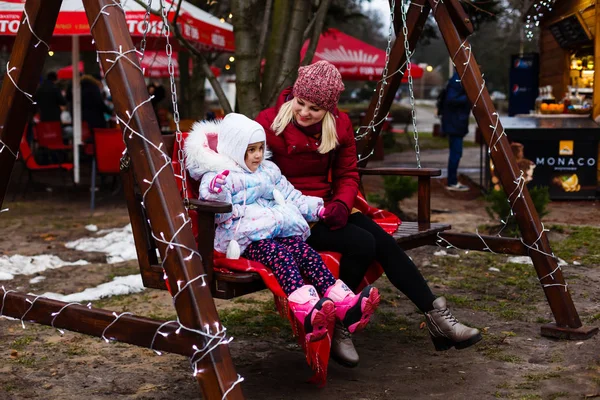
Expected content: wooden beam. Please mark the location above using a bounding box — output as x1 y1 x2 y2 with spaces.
1 291 202 357
431 0 588 334
82 1 244 398
594 0 600 120
0 0 63 208
438 232 528 255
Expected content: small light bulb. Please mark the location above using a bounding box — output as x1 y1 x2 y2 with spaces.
229 56 235 62
48 51 54 56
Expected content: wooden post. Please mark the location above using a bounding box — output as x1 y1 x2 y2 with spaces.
0 0 63 207
430 0 596 338
594 1 600 120
82 1 244 398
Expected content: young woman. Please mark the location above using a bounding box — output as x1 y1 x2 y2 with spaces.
255 61 481 367
184 112 380 343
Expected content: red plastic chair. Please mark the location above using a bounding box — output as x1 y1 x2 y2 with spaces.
14 133 73 198
33 121 72 151
93 128 126 174
90 128 126 210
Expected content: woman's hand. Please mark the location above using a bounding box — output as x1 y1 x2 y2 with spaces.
209 170 230 194
321 201 349 230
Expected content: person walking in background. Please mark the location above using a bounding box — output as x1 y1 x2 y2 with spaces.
34 71 66 122
81 74 112 134
441 70 471 191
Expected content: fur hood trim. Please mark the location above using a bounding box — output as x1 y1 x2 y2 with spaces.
184 120 240 181
184 118 272 181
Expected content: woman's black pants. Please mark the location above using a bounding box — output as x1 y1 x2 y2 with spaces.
307 212 436 312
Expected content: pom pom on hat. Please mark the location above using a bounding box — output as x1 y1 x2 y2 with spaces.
293 61 345 113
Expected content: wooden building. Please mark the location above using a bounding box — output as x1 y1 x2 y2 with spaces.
527 0 599 118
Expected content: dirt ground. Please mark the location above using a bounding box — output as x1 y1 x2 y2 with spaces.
0 178 599 400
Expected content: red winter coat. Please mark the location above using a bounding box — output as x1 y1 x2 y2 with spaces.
255 88 359 211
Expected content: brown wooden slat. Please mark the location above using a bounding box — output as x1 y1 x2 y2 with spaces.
393 222 450 242
2 291 205 357
358 167 442 177
438 232 528 255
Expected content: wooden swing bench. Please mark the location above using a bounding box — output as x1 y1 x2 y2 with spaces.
130 135 451 300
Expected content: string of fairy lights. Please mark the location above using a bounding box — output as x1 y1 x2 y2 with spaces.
357 0 567 291
525 0 556 41
0 0 243 397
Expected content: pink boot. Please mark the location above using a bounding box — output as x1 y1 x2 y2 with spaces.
325 280 380 334
288 285 335 342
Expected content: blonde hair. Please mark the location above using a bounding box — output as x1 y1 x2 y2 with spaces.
271 100 338 154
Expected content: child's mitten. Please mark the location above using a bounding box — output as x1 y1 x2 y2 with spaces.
209 170 230 194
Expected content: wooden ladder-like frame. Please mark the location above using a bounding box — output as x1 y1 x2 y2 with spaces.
0 1 597 399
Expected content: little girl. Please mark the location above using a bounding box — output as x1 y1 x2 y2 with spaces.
185 113 380 342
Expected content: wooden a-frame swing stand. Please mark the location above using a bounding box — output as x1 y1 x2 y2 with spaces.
0 1 596 399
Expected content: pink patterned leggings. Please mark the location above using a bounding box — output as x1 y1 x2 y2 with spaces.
243 236 336 296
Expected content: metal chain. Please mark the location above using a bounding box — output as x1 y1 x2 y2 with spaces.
158 0 188 205
138 0 154 61
401 0 421 168
355 0 395 163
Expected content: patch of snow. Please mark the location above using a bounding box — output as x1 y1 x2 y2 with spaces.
433 250 459 258
507 256 533 265
0 255 88 281
65 224 137 263
488 267 500 272
29 276 46 284
85 224 98 232
43 274 144 302
507 256 568 266
573 261 581 266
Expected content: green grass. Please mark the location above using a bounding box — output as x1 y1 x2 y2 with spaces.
550 225 600 265
11 336 34 350
218 299 291 338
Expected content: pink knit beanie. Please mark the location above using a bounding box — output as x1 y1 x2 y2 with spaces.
293 61 345 113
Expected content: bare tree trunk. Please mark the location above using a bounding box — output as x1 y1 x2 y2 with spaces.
191 56 207 120
260 0 293 106
301 0 331 66
132 0 231 114
265 0 311 107
231 0 263 117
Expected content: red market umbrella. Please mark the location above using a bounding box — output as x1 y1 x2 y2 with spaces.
56 54 221 79
300 28 423 82
0 0 234 52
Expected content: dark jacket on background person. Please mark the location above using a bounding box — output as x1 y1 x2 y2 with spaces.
34 73 66 122
441 72 471 137
255 87 359 212
81 75 111 132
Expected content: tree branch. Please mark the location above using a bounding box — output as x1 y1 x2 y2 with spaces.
258 0 274 61
300 0 330 66
132 0 232 113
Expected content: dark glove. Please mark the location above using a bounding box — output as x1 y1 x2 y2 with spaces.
322 201 349 230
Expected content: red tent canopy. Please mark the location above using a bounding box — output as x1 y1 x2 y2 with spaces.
0 0 234 52
56 53 221 79
300 29 423 82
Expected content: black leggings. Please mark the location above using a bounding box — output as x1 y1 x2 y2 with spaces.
307 213 436 312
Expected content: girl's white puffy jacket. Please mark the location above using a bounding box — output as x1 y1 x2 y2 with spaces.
184 119 323 255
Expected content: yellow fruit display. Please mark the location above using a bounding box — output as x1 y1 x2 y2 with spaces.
561 174 580 192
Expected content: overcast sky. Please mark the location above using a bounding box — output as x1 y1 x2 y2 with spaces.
362 0 392 34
